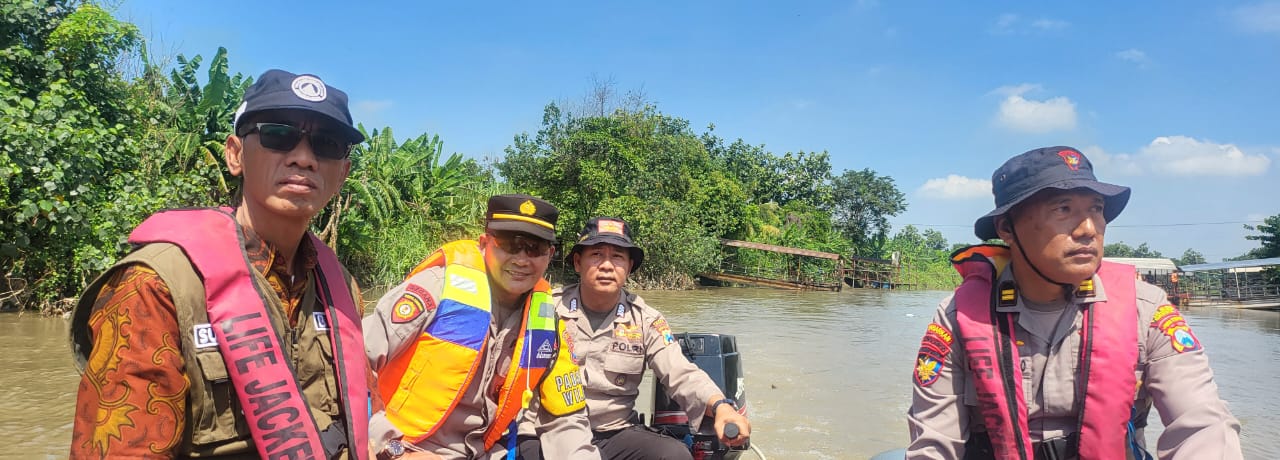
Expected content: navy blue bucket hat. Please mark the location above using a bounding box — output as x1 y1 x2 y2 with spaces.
974 146 1130 240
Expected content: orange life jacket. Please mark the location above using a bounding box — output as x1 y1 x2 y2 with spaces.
378 240 585 449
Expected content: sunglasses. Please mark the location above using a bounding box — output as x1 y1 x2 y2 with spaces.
488 231 554 258
244 122 352 160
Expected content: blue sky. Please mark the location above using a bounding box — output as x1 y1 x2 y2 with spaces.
119 1 1279 262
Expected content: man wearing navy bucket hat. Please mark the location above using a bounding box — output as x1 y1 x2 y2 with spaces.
515 217 751 460
906 147 1241 459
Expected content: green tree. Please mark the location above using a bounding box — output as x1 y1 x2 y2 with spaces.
1 1 144 309
1104 242 1164 259
1242 214 1280 284
1243 215 1280 259
830 168 907 255
332 127 496 287
1176 248 1207 266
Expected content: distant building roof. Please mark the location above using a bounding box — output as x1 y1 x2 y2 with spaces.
1180 257 1280 273
1105 257 1178 273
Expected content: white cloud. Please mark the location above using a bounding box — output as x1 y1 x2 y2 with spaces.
1082 137 1272 177
1078 145 1143 176
992 13 1019 33
1233 2 1280 34
990 14 1068 34
918 175 992 200
1140 136 1271 176
1031 18 1070 30
993 84 1077 133
1115 48 1150 66
351 99 393 120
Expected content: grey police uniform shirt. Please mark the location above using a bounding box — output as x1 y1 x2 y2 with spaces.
906 267 1242 460
520 284 725 435
363 265 599 460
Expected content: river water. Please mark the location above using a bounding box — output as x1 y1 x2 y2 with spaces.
3 288 1277 459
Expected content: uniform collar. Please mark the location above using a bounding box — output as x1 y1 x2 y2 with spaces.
994 266 1109 313
556 285 635 322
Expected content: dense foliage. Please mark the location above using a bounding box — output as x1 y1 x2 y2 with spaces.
31 3 1259 310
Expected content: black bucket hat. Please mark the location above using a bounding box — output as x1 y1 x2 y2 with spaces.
974 146 1130 240
567 217 645 272
232 69 365 144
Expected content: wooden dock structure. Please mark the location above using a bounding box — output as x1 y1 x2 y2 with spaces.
699 239 903 291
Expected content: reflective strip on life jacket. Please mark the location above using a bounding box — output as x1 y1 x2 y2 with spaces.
951 244 1137 460
130 208 369 460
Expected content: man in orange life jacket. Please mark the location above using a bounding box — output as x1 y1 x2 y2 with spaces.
906 146 1242 459
364 194 598 460
69 69 373 459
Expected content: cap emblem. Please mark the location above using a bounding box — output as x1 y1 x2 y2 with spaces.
1058 150 1082 171
519 199 536 216
291 75 327 102
598 219 625 236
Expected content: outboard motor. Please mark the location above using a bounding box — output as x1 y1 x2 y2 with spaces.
651 333 748 460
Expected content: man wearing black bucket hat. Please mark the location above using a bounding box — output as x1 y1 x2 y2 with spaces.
364 194 597 460
516 217 751 460
70 69 372 458
906 147 1241 459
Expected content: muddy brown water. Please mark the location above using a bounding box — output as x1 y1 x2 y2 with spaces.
4 287 1277 459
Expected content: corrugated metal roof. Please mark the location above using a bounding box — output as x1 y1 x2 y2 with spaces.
1180 257 1280 273
1104 257 1178 273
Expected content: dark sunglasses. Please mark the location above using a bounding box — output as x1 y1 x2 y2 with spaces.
488 231 554 257
243 122 352 160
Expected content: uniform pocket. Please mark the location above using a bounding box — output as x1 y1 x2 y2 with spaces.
191 349 249 446
602 353 645 390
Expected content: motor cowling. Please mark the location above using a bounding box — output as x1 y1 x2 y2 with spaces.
651 333 748 460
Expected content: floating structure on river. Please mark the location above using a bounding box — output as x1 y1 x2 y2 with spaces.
700 239 901 291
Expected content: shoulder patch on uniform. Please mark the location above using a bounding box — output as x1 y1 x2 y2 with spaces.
1152 304 1201 353
391 283 435 324
651 317 675 345
561 324 579 362
915 322 953 387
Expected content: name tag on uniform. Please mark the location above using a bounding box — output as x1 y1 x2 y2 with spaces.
610 341 643 355
312 312 330 331
193 324 217 348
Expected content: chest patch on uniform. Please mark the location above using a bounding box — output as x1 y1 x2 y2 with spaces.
312 311 330 331
614 323 642 341
391 283 434 324
651 318 675 345
1152 304 1201 353
193 323 218 348
914 322 953 387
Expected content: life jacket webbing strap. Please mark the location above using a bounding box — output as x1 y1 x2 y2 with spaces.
130 208 326 459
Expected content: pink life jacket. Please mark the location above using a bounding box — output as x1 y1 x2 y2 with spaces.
130 207 369 460
951 245 1137 460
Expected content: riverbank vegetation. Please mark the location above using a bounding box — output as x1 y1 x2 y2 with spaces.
4 3 1274 312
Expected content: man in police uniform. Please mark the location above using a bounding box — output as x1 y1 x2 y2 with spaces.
364 195 598 460
906 147 1242 459
519 217 750 459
